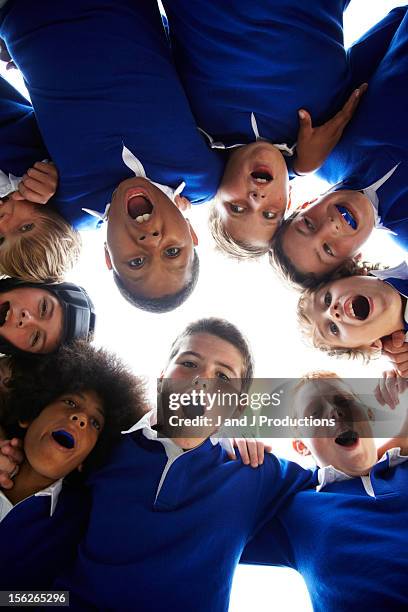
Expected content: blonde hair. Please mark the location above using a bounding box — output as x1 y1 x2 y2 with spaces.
297 280 382 363
0 208 81 283
208 201 269 261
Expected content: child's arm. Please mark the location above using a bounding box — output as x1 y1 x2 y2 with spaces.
0 438 24 490
10 161 58 205
375 370 408 457
293 83 368 175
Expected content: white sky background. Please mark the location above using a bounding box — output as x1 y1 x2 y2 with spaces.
1 1 406 609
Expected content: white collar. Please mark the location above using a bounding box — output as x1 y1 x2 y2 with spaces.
0 477 63 522
370 260 408 282
0 170 22 199
317 447 408 492
122 409 234 457
198 112 296 157
324 163 399 234
82 145 186 222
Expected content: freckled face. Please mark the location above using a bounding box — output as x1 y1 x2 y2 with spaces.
282 191 375 276
106 177 198 298
215 142 289 248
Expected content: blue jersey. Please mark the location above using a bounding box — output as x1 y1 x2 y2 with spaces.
0 0 223 229
319 7 408 250
162 0 352 149
56 426 315 611
242 451 408 611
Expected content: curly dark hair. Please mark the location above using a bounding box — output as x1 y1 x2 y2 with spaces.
4 341 148 471
113 249 200 313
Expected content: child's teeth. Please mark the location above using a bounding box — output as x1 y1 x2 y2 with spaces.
136 216 144 223
143 213 150 221
5 309 10 322
136 213 151 223
255 178 267 183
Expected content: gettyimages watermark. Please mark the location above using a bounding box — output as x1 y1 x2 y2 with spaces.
156 377 408 439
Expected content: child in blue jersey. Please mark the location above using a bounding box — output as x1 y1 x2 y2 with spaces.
161 0 368 258
297 262 408 362
55 318 315 611
241 372 408 610
0 72 81 282
0 0 223 313
270 6 408 284
0 340 147 590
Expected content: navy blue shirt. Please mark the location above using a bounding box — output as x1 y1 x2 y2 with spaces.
162 0 352 148
242 451 408 611
319 7 408 250
0 0 223 229
57 427 315 611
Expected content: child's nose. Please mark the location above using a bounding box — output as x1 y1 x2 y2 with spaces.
329 302 342 320
137 230 161 243
70 413 88 428
17 309 33 327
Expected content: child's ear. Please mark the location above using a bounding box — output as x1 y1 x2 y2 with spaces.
370 338 383 350
104 243 113 271
174 195 192 212
353 252 363 263
186 219 199 246
292 439 311 456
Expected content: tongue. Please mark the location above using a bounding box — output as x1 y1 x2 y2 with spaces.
127 196 153 219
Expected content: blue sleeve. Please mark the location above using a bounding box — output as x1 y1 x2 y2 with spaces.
0 75 48 176
347 6 408 88
240 516 296 568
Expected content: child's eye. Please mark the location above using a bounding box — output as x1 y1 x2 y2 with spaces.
90 417 102 431
180 360 197 368
329 322 339 336
128 256 145 269
263 211 277 220
164 247 181 258
216 372 230 381
324 291 332 307
40 298 48 318
229 204 245 214
323 243 334 257
30 330 41 348
19 223 34 233
63 399 77 408
304 217 314 230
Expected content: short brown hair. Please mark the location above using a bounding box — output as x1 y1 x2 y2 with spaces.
167 317 254 392
0 208 81 283
208 202 269 261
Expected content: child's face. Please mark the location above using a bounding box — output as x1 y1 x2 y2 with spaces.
281 191 374 276
0 195 41 245
302 276 402 350
105 177 198 298
163 332 244 388
215 142 289 248
23 390 105 481
293 378 377 476
0 288 63 353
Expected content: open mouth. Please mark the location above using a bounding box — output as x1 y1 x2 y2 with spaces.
0 301 10 327
335 205 357 230
127 194 154 223
182 401 206 419
351 295 370 320
51 430 75 450
251 168 273 183
335 429 359 447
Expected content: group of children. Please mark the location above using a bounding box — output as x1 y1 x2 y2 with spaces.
0 0 407 608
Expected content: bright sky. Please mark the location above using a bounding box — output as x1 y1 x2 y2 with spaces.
1 1 406 609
